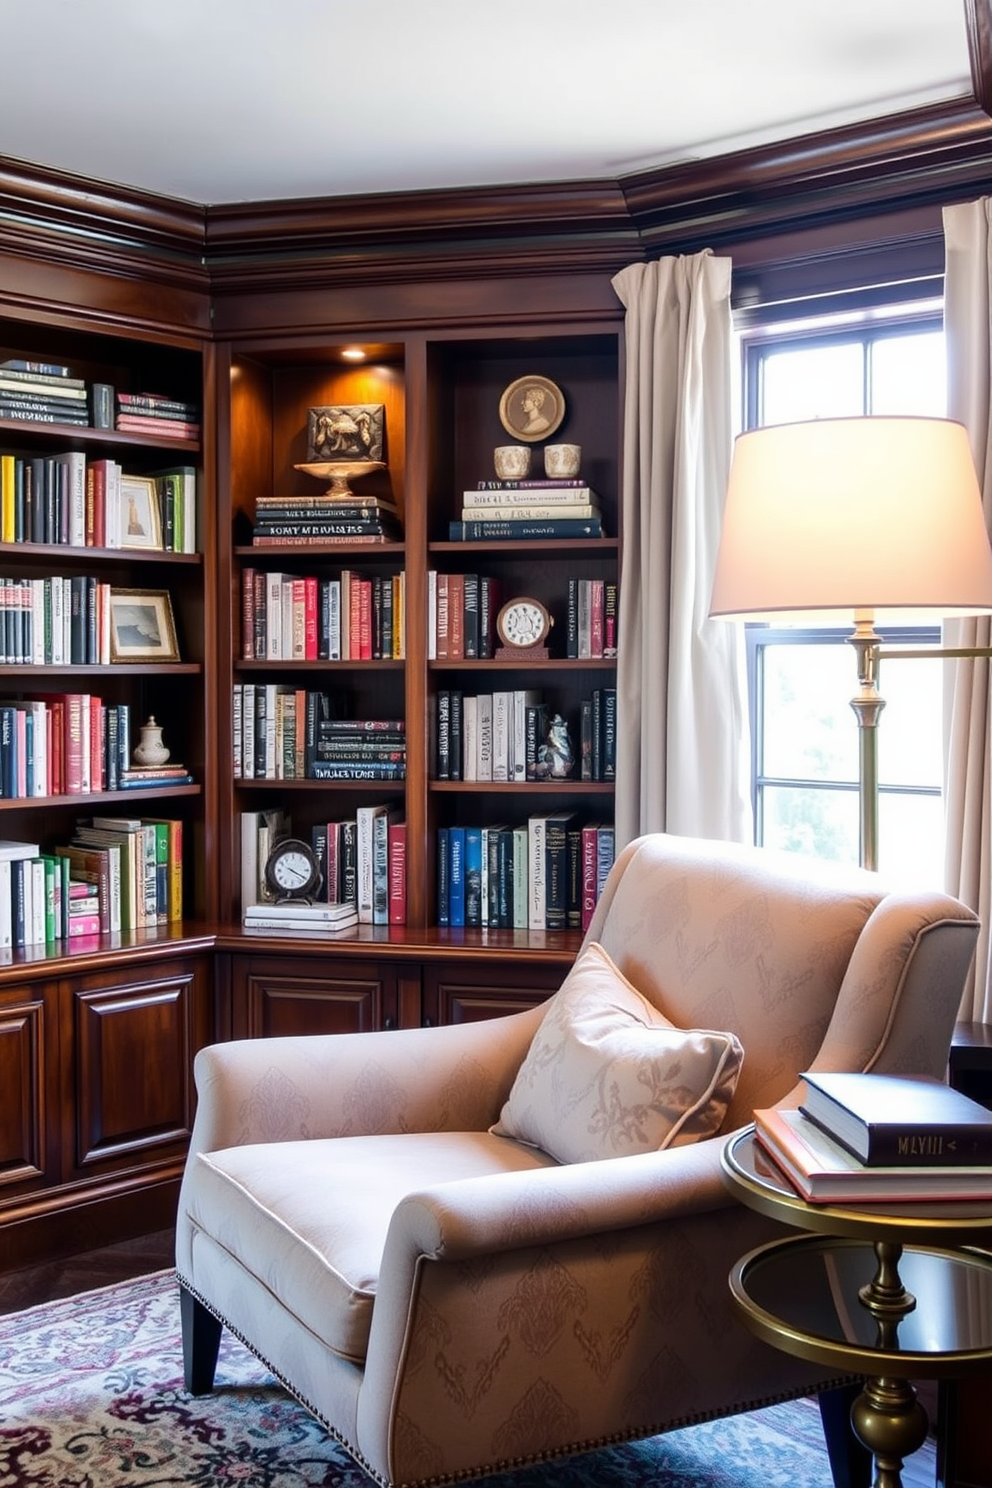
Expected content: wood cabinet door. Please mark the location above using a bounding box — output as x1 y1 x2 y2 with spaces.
422 959 565 1026
61 956 211 1180
0 982 57 1195
230 954 406 1038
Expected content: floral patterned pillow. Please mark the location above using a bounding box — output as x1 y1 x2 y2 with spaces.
490 941 743 1163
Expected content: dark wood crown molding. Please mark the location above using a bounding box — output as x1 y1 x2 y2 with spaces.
966 0 992 115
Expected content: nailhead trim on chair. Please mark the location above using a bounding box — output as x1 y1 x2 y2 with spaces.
177 1270 854 1488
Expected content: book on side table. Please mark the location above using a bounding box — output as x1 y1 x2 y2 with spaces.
800 1070 992 1166
753 1105 992 1204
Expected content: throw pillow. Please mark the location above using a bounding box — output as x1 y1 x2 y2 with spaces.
491 941 743 1163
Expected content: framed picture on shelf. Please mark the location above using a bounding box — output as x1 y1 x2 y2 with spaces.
109 589 180 662
499 375 566 443
120 475 163 550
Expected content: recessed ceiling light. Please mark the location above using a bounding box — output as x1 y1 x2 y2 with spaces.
341 347 366 361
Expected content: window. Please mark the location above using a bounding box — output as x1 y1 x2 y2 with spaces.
740 310 945 887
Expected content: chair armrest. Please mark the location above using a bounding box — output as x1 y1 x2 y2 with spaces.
188 1007 545 1154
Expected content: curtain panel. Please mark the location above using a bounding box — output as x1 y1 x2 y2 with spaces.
611 253 751 852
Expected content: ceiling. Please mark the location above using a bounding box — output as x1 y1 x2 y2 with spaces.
0 0 976 207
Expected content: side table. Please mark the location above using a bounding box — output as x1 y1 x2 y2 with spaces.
721 1128 992 1488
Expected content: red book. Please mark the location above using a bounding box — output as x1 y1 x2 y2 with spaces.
242 567 256 659
448 573 465 660
581 823 599 931
90 696 104 792
589 578 605 658
304 576 318 659
358 578 372 661
388 819 407 925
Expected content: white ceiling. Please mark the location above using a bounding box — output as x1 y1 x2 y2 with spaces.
0 0 975 206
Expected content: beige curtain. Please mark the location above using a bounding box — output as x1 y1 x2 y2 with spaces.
611 253 751 852
943 200 992 1021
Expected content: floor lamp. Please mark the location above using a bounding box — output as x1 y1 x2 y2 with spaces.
709 416 992 871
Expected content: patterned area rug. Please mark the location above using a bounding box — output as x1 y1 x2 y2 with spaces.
0 1269 930 1487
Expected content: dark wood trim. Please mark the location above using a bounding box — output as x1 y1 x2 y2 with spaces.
965 0 992 117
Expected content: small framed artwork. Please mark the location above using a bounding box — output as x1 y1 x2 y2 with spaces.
109 589 180 663
120 475 163 550
499 375 566 443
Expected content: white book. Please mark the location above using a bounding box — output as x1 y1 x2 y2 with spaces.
460 502 600 522
512 826 529 928
240 811 261 916
462 694 478 782
281 578 294 660
49 578 65 666
31 580 45 665
180 467 197 553
264 683 278 779
27 699 46 796
241 683 255 778
340 570 352 660
61 451 87 547
327 579 341 660
105 460 122 548
232 684 243 777
0 840 40 860
477 693 493 781
527 814 548 931
244 900 358 923
492 690 512 783
356 804 387 923
265 571 284 660
464 485 598 506
427 569 437 660
512 689 540 783
0 858 11 949
29 857 46 945
78 693 91 794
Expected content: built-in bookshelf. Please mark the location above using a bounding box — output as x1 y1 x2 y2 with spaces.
0 316 212 944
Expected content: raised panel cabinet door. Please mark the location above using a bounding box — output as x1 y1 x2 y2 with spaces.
0 990 50 1191
232 955 403 1038
66 957 210 1176
422 959 566 1026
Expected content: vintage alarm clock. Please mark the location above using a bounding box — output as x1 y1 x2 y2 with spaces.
263 837 321 901
496 596 553 658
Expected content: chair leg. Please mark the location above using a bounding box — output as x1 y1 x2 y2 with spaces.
818 1382 873 1488
179 1281 223 1395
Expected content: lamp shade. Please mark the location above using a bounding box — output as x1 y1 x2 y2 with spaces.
709 416 992 623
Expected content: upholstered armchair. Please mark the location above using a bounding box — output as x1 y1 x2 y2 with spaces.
176 833 979 1488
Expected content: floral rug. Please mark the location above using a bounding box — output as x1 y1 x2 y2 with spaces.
0 1268 929 1487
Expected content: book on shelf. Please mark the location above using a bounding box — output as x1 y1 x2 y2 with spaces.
448 517 603 541
447 825 466 928
473 479 597 494
239 807 290 914
799 1071 992 1166
753 1105 992 1203
388 817 407 925
252 534 395 547
0 359 79 379
116 415 201 440
243 899 359 925
436 825 451 927
460 502 601 522
356 803 390 924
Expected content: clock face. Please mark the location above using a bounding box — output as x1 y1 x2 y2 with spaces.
497 598 551 648
265 838 319 898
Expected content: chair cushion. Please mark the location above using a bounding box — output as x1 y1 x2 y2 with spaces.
185 1129 556 1364
490 941 744 1164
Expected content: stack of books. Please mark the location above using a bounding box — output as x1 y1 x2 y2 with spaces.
243 899 359 933
449 478 604 541
0 359 89 426
251 493 403 546
754 1071 992 1202
116 392 201 441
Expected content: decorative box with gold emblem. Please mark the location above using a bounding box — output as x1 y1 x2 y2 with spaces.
496 596 553 660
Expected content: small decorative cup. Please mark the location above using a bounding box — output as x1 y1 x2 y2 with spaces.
494 445 532 480
544 443 581 478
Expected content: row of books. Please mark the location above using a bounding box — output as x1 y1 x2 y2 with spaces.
251 493 402 547
240 806 406 926
754 1070 992 1202
450 478 605 541
0 817 183 948
0 694 193 798
0 574 112 666
116 390 201 441
436 816 615 931
241 568 405 661
0 362 90 427
428 571 501 660
434 688 616 783
233 687 406 781
0 452 196 551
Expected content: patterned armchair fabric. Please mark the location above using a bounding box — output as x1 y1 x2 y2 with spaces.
176 833 980 1487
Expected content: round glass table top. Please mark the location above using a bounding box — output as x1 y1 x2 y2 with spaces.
730 1233 992 1377
722 1127 992 1244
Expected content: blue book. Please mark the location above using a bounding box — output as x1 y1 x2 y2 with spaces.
448 826 466 927
464 825 483 928
436 827 450 927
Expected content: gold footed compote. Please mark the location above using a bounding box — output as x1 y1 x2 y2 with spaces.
294 460 386 500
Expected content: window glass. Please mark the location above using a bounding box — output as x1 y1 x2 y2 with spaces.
760 342 864 424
